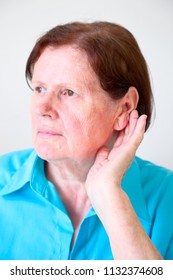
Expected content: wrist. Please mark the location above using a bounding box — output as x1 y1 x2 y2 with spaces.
95 187 130 227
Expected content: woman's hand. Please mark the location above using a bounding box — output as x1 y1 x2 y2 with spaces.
85 110 147 205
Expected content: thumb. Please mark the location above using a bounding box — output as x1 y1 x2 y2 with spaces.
94 146 109 165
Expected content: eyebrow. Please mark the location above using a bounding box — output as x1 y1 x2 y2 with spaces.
31 80 46 85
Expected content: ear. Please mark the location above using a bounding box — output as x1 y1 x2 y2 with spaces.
114 87 139 131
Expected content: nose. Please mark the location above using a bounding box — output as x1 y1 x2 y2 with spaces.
34 91 59 119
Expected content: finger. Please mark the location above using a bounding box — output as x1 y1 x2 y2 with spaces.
130 114 147 147
113 130 125 148
94 147 109 164
135 114 147 135
126 110 139 140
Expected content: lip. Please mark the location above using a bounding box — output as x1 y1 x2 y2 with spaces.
37 128 62 138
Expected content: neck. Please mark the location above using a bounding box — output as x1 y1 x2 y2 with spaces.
45 157 93 234
45 156 95 187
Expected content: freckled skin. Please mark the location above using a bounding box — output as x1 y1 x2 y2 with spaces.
31 46 119 164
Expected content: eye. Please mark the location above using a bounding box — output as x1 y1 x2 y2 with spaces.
34 86 47 94
61 89 77 97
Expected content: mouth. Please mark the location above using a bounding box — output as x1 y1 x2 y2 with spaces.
37 129 62 138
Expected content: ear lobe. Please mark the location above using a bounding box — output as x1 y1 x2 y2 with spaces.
114 111 129 131
113 87 139 131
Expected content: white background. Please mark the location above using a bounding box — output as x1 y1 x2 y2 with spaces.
0 0 173 170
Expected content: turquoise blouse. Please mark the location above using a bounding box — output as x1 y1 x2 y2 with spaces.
0 149 173 260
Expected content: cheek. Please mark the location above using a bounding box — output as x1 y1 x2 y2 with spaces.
65 118 88 142
61 110 90 149
65 111 113 150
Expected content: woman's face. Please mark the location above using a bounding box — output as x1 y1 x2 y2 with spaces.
31 45 120 163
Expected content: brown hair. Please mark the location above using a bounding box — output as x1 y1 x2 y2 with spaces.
25 21 153 130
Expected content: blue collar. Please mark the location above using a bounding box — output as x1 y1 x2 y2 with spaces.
0 150 38 195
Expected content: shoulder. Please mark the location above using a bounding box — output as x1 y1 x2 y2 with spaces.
0 148 34 171
135 156 173 190
135 156 173 219
0 149 35 188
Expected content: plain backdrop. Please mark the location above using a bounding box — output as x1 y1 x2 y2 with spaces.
0 0 173 170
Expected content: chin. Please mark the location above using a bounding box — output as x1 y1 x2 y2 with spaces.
34 144 63 162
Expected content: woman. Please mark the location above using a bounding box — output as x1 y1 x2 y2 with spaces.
0 21 173 260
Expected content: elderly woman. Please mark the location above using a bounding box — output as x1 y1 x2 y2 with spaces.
0 21 173 260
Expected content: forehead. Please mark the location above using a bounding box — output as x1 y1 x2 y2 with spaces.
32 45 100 90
